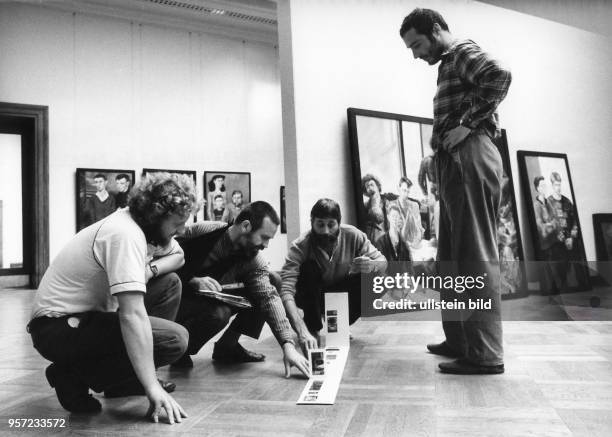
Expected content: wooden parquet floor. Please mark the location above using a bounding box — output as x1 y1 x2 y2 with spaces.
0 289 611 436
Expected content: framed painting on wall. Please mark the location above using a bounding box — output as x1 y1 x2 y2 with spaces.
204 171 251 224
517 151 591 293
142 168 198 222
76 168 135 232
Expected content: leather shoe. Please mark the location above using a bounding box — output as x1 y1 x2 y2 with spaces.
426 341 462 358
438 358 505 375
171 352 194 369
104 378 176 398
212 342 265 363
46 364 101 413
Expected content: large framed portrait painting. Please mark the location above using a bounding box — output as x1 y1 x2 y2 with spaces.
347 107 526 299
204 171 251 224
518 151 590 293
76 168 135 232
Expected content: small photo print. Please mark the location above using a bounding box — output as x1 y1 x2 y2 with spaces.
326 311 338 333
309 380 324 391
309 350 325 376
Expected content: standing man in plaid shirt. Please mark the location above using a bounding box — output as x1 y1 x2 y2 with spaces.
400 8 511 374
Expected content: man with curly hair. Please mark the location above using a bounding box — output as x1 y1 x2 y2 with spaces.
28 172 197 424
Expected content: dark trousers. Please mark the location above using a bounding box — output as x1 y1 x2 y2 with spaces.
177 296 265 355
295 260 361 333
28 273 188 392
542 242 570 293
436 131 504 366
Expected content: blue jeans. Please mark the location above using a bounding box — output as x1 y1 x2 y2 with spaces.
435 131 504 366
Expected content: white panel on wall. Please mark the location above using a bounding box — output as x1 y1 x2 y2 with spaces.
140 24 193 160
74 14 133 160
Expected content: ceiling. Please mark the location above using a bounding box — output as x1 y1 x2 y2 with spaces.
20 0 279 43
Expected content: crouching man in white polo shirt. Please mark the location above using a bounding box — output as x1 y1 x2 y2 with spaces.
28 172 197 424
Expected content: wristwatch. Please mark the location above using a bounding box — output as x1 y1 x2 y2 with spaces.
149 263 159 278
282 339 295 347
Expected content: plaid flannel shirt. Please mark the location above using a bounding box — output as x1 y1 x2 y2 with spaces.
432 39 512 151
183 221 294 345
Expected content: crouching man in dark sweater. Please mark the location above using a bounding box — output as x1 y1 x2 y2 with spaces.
173 201 310 378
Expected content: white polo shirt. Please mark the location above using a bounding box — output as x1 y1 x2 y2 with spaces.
31 208 178 319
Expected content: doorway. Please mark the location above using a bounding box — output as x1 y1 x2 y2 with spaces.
0 102 49 289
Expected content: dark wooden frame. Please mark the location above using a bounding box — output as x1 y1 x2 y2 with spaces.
493 130 528 298
0 102 49 288
204 171 251 221
76 168 136 232
517 150 591 292
347 107 432 233
280 186 287 234
142 168 198 222
593 213 612 261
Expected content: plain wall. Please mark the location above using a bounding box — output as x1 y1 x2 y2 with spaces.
0 3 288 270
278 0 612 263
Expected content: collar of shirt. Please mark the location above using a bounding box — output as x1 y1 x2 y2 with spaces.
440 38 460 60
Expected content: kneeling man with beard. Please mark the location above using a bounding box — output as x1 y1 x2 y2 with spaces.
280 199 387 352
172 201 309 378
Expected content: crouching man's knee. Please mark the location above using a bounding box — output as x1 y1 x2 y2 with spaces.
210 305 233 330
153 321 189 366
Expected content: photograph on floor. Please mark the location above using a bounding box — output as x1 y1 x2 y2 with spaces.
143 168 198 222
518 151 591 293
204 171 250 223
76 168 136 231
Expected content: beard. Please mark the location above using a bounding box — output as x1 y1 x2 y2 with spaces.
311 229 339 251
425 36 444 65
143 224 172 248
233 236 264 260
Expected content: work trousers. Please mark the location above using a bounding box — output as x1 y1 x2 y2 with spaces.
436 131 504 366
29 273 188 392
177 296 266 355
